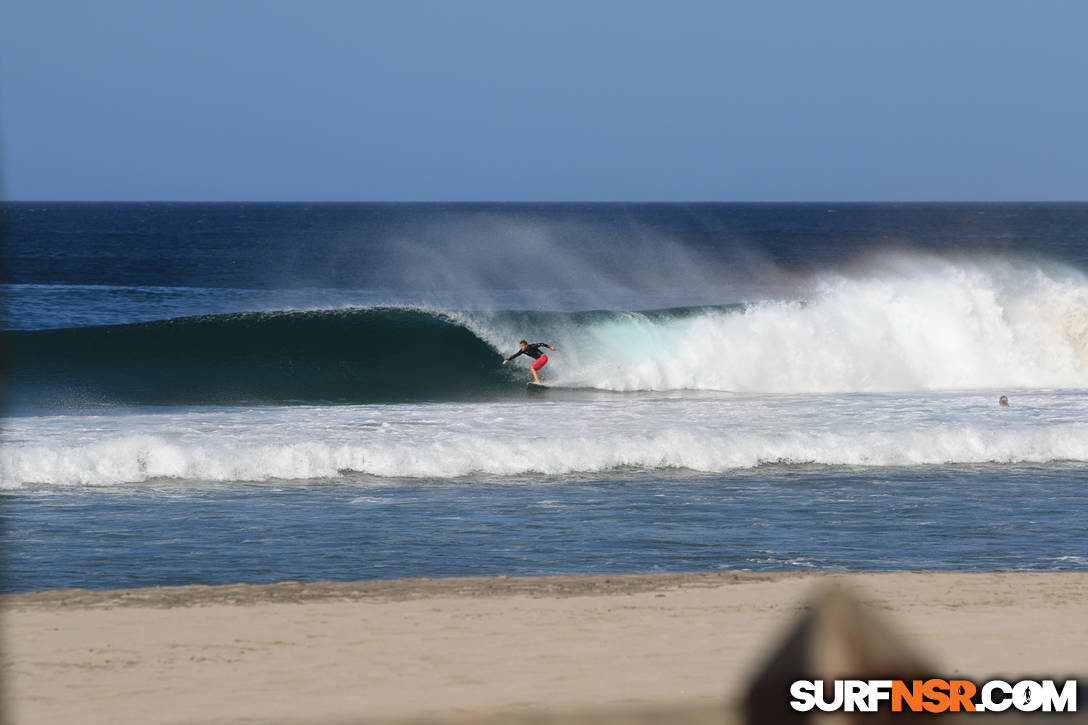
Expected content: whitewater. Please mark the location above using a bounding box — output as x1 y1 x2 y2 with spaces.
5 391 1088 488
461 253 1088 393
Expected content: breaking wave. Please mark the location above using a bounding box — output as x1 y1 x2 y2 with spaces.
5 423 1088 487
7 255 1088 408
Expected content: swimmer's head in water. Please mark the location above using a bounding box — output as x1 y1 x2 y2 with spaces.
999 395 1009 407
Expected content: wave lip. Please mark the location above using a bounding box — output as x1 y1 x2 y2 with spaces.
6 307 514 408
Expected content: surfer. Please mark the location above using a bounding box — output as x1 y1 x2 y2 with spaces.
502 340 557 385
999 395 1010 407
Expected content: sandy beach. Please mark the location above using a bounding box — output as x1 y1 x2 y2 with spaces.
3 571 1086 724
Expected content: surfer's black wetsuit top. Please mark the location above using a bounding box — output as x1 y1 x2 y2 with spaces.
505 343 551 362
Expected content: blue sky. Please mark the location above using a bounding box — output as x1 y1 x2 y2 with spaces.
2 1 1086 201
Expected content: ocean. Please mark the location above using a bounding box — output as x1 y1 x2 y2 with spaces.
3 202 1087 593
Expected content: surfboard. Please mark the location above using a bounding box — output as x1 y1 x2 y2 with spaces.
527 381 548 391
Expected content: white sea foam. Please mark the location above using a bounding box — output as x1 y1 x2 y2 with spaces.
6 425 1085 487
4 391 1087 487
464 254 1088 393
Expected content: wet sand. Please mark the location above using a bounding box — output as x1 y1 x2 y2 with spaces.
4 571 1086 724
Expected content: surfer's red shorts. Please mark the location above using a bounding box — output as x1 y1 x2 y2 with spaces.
531 355 548 371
